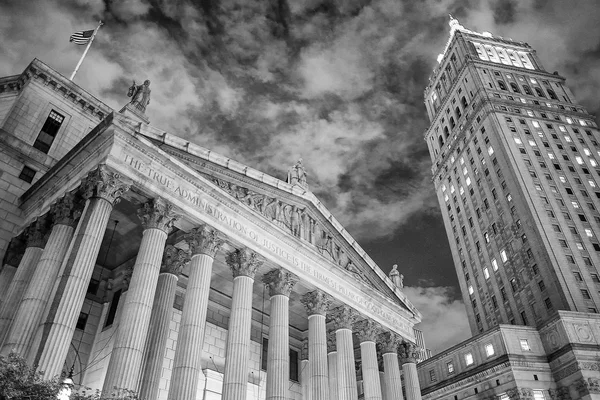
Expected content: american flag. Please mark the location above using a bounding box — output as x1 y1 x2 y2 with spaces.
69 29 95 45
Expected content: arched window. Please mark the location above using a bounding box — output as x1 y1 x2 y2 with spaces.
461 96 468 108
456 107 462 119
523 85 533 95
450 117 456 128
438 135 445 147
535 87 546 98
510 82 520 93
547 89 558 100
498 81 508 91
444 126 450 138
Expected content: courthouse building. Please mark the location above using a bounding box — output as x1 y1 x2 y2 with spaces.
419 17 600 400
0 58 426 400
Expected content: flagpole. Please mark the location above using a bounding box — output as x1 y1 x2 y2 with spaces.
69 20 103 81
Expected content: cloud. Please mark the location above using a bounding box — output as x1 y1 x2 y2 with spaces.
403 286 471 354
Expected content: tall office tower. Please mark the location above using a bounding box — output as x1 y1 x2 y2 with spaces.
423 18 600 335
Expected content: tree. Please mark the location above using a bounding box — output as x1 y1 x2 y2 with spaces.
0 352 61 399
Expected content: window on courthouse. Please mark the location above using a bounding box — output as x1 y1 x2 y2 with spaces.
33 110 65 153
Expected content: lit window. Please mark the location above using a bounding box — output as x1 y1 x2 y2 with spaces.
580 120 588 126
586 229 594 237
576 242 584 250
528 139 537 147
460 186 465 195
576 156 584 165
533 390 545 400
532 121 540 128
564 135 572 142
559 125 567 132
485 343 495 357
520 339 531 351
515 137 522 144
548 153 555 160
507 193 513 202
444 194 449 202
591 160 598 167
527 110 534 117
566 117 573 124
559 176 567 183
442 185 447 192
451 185 455 194
469 285 474 295
484 267 490 279
460 157 465 165
451 155 455 163
492 258 498 271
465 353 474 366
572 201 580 209
530 78 538 84
500 249 508 262
466 177 472 186
488 146 494 155
463 166 468 175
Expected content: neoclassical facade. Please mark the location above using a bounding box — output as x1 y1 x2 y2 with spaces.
0 59 424 400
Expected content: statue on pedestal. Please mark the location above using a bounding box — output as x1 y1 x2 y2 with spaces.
389 264 404 288
127 79 151 113
287 158 308 189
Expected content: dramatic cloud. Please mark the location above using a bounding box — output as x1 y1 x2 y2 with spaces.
2 0 600 351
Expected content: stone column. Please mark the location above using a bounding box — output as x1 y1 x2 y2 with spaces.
327 332 338 400
0 219 50 345
300 338 310 400
263 269 297 400
222 248 263 400
355 320 382 400
139 245 189 400
301 290 332 400
399 342 422 400
379 332 404 400
2 194 80 357
379 370 387 400
168 226 223 400
103 197 179 394
0 237 25 307
33 166 130 378
330 305 359 400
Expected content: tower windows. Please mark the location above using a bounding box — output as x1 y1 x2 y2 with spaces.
498 81 508 91
523 85 533 96
510 82 520 93
534 87 546 98
548 89 558 100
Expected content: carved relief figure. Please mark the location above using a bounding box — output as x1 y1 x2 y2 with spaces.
127 79 151 113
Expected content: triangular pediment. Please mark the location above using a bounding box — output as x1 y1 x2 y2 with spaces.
127 120 420 321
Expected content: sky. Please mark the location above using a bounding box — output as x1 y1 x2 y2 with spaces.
2 0 600 354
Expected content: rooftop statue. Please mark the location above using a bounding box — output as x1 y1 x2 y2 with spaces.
127 79 151 113
287 158 308 189
389 264 404 288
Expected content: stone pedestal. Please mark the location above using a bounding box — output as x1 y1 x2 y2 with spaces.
168 226 221 400
139 244 187 400
2 195 77 357
222 249 262 400
0 221 48 346
330 306 359 400
33 166 129 379
355 320 382 400
263 269 297 400
302 290 332 400
103 198 177 394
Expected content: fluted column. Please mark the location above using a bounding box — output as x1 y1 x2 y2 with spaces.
263 269 297 400
222 248 263 400
139 245 188 400
399 342 421 400
301 290 332 400
300 339 310 400
167 226 223 400
103 197 179 394
355 320 382 400
329 306 359 400
0 219 50 345
379 332 404 400
34 166 130 378
327 332 338 400
2 194 80 357
0 237 25 307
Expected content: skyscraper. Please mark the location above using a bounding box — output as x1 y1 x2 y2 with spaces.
424 18 600 335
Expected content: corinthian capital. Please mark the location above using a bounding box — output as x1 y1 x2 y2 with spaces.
50 192 83 227
328 305 359 330
81 164 130 205
4 236 25 267
301 290 332 316
378 331 402 354
160 245 190 275
184 225 223 257
398 341 420 364
226 248 263 279
137 197 179 233
354 319 382 343
25 218 51 248
262 268 298 297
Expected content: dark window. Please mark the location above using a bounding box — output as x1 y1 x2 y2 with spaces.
535 87 546 98
87 278 100 295
523 85 533 95
33 110 65 153
548 89 558 100
76 312 88 331
498 81 508 91
18 166 36 183
510 82 520 93
262 337 268 370
521 311 528 325
105 289 122 327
